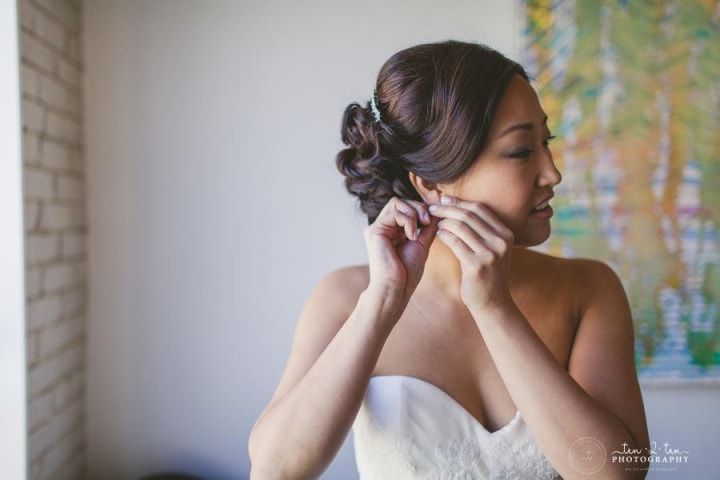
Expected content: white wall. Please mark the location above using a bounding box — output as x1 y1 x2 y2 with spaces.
0 0 27 478
83 1 716 479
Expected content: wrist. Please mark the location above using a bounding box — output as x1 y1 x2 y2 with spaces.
469 297 517 322
366 281 407 304
361 284 406 323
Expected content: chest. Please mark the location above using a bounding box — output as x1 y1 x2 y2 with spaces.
371 280 578 432
353 375 563 480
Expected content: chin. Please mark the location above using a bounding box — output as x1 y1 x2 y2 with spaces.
514 227 551 248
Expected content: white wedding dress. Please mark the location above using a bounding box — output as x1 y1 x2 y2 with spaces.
351 375 562 480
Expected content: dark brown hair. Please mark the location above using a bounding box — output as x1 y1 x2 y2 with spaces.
335 40 529 225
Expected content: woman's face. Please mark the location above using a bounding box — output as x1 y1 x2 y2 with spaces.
444 73 563 248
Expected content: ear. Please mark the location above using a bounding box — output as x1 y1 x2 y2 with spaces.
408 171 443 204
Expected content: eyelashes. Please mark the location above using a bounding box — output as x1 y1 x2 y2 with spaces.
508 134 557 159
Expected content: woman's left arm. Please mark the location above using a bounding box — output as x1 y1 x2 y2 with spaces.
431 195 650 480
474 260 650 480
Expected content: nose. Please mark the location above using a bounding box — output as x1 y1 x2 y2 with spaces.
538 148 562 188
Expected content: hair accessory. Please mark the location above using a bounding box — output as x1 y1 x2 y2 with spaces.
370 88 382 124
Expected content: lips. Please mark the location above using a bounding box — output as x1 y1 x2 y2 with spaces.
532 193 554 211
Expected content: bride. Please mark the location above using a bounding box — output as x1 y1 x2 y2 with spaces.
248 40 650 479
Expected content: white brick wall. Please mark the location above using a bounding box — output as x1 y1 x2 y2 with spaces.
19 1 86 478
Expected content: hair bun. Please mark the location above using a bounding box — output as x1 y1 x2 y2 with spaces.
336 101 419 224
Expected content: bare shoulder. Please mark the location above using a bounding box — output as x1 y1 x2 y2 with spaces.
288 264 371 348
306 264 370 324
318 264 370 316
327 263 370 288
562 255 619 277
561 255 626 316
518 249 621 317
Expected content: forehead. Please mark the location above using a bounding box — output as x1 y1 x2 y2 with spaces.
489 74 546 131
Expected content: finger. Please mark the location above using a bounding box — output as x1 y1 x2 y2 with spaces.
401 199 431 225
435 227 474 264
394 210 418 241
373 197 402 226
375 198 416 232
415 214 440 250
392 198 425 228
430 205 501 251
436 195 512 236
370 200 413 240
436 218 488 252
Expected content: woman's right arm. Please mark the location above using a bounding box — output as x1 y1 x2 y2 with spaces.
247 275 406 480
249 197 437 479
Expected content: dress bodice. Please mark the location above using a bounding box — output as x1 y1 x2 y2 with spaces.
351 375 562 480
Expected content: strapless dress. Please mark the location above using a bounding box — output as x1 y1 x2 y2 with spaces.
351 374 562 479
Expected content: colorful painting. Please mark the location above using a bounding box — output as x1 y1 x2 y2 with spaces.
516 0 720 385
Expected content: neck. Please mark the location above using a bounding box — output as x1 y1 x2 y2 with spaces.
418 238 531 303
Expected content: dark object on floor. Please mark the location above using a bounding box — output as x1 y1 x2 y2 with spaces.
137 473 208 480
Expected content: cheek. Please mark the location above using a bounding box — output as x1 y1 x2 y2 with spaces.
477 182 533 229
457 166 534 230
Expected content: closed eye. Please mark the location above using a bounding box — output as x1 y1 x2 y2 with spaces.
508 149 533 159
507 134 556 159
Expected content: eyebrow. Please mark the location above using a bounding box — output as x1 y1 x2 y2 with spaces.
496 113 549 139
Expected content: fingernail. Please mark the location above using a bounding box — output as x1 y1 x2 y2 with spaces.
428 205 438 212
440 195 452 204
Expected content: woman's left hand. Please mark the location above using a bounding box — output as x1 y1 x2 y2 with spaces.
429 194 516 312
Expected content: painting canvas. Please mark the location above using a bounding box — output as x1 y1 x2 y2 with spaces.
515 0 720 385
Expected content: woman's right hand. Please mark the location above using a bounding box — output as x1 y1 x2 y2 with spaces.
363 197 439 305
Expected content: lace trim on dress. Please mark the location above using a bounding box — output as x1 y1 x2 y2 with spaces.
353 400 561 480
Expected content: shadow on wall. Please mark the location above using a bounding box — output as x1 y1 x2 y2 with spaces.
131 450 250 480
137 473 248 480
